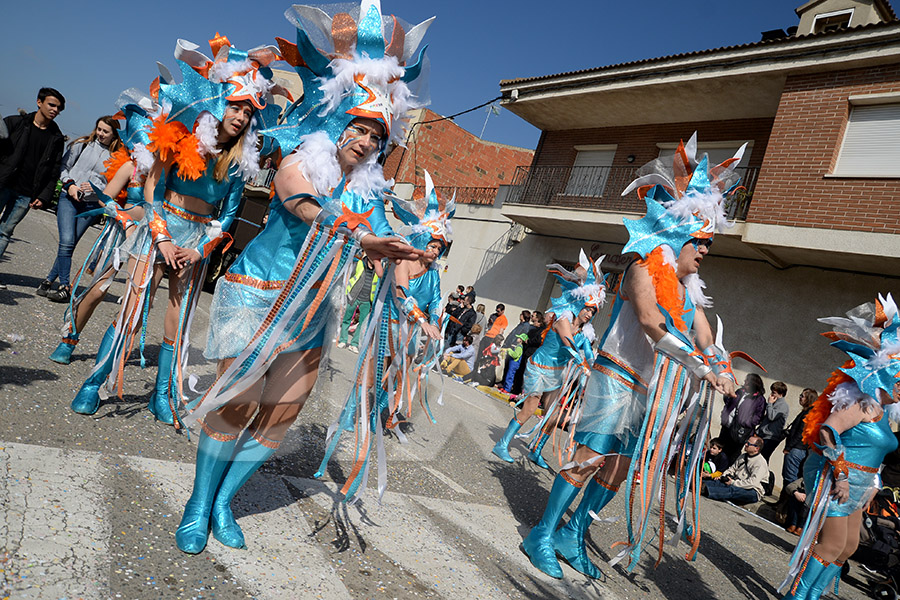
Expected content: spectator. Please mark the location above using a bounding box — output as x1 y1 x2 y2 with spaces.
467 333 505 387
441 335 476 378
479 303 507 354
338 256 378 352
0 88 66 287
701 437 730 479
504 310 533 348
782 478 808 536
446 284 464 313
702 435 768 505
463 285 476 306
38 116 123 303
470 303 487 349
510 310 545 396
499 333 529 393
757 381 789 462
446 296 475 344
781 387 817 485
718 373 766 466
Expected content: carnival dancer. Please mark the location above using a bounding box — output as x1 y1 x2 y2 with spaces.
174 0 433 554
779 295 900 600
49 89 158 365
69 35 284 423
492 249 604 465
377 172 452 432
520 134 743 580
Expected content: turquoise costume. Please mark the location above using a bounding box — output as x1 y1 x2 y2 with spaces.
174 0 436 557
780 294 900 600
69 36 281 422
520 135 747 581
492 250 605 466
50 90 156 365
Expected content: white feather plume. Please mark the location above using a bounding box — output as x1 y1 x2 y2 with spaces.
683 273 712 308
289 132 342 195
195 111 221 158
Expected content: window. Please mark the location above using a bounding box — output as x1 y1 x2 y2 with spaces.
813 9 853 34
657 141 752 167
834 101 900 177
564 146 616 197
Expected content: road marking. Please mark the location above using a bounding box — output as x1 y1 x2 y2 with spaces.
394 444 473 495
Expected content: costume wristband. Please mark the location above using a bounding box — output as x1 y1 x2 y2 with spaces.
400 297 427 324
148 214 173 243
701 345 736 382
654 333 712 378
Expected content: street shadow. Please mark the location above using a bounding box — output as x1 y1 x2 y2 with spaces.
487 447 554 534
0 365 59 388
739 521 796 554
0 288 31 306
687 527 780 599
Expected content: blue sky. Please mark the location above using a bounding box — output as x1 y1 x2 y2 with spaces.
1 1 800 150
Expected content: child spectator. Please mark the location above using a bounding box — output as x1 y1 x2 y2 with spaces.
701 437 730 479
498 333 529 393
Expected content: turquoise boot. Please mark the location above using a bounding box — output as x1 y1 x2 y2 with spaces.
49 332 79 364
492 417 522 463
782 552 831 600
71 325 116 415
807 561 842 600
149 341 175 424
554 477 618 579
521 474 583 579
527 431 551 470
176 430 239 554
210 432 277 548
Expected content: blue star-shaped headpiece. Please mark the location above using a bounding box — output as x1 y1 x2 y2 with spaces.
821 294 900 402
391 171 455 256
546 250 606 319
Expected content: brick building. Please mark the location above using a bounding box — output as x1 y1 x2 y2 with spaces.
457 0 900 430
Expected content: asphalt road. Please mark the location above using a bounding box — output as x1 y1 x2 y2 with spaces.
0 209 883 599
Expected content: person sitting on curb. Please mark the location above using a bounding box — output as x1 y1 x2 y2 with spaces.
702 434 768 505
441 335 476 379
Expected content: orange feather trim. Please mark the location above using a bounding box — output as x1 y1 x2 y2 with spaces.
146 116 207 181
802 361 855 449
103 147 133 202
638 246 687 332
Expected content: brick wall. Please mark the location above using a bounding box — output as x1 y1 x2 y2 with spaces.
749 65 900 234
533 118 774 170
383 109 534 189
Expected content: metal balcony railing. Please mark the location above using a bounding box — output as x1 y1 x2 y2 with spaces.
506 165 760 221
411 185 497 205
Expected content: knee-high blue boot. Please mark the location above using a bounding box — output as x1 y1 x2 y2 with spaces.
521 473 584 579
49 332 79 364
149 341 175 424
807 560 842 600
782 551 831 600
176 428 239 554
554 477 618 579
527 431 551 470
71 325 116 415
210 431 277 549
492 417 522 463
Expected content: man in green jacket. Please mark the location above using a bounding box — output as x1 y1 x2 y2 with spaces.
338 256 378 352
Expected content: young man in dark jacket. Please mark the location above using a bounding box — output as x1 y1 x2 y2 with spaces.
0 88 66 285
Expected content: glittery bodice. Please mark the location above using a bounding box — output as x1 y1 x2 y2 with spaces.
227 196 312 283
165 162 242 208
841 413 898 470
390 267 442 325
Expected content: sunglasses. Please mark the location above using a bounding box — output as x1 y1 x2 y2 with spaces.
744 441 760 447
691 238 713 250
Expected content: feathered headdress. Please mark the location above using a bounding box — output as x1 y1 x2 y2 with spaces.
267 0 432 157
819 293 900 408
148 34 284 181
111 87 161 177
390 170 454 257
621 132 745 260
546 249 606 320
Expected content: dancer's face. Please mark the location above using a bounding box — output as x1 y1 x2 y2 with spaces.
576 306 595 325
676 238 711 277
337 119 384 171
422 240 443 264
220 101 254 140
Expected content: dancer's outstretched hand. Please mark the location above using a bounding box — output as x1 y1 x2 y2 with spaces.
361 235 423 265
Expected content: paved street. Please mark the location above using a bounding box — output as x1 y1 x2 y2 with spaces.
0 210 881 599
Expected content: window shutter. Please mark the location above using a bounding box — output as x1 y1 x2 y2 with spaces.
835 103 900 177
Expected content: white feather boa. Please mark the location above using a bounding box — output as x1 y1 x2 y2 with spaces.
287 131 392 199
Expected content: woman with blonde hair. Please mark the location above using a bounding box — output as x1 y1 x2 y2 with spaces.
39 115 122 302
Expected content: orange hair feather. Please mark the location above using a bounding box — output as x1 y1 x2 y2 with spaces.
802 361 855 450
638 246 687 332
103 147 133 202
146 116 208 181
